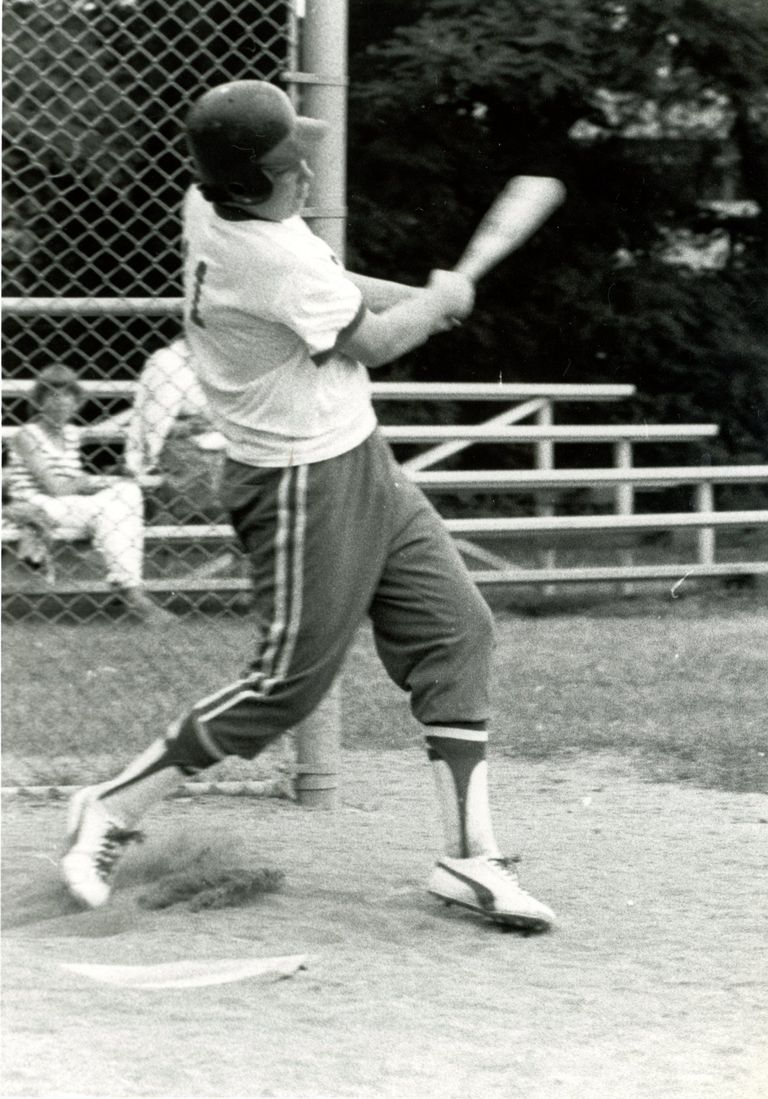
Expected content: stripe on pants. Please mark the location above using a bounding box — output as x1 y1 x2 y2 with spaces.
191 465 308 731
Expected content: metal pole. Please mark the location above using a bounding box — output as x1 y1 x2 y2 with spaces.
286 0 348 807
288 0 349 258
292 686 343 809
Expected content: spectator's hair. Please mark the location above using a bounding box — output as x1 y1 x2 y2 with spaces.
31 364 83 412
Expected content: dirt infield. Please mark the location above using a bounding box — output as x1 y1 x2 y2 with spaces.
2 749 767 1099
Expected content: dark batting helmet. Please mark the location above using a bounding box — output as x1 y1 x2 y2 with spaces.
185 80 327 203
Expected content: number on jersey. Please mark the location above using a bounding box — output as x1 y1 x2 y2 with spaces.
190 261 207 328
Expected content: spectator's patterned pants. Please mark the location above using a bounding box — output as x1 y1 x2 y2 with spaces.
19 479 145 588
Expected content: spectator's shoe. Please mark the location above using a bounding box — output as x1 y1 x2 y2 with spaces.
182 550 238 581
135 468 165 490
428 854 555 932
61 787 143 908
119 586 175 626
16 524 56 583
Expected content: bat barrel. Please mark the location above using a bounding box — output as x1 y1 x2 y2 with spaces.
453 175 566 282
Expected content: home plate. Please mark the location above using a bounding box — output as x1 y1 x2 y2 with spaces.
61 955 309 989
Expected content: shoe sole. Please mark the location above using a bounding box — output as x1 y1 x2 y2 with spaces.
428 888 552 932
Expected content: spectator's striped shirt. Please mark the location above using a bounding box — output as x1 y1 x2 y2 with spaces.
6 422 82 501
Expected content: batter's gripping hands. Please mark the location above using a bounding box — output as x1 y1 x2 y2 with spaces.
427 269 475 328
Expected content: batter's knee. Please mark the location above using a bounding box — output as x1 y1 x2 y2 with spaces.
452 589 496 673
168 707 286 769
403 592 496 727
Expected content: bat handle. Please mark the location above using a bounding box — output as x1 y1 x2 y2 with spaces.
452 254 485 283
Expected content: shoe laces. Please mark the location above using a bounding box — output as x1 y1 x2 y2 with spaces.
488 855 522 882
94 825 144 882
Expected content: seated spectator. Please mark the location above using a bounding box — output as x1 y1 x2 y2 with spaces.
122 339 226 522
6 364 172 625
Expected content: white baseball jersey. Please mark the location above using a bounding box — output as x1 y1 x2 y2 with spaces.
181 185 376 467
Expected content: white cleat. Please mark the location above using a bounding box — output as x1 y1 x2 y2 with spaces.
428 854 555 932
61 787 143 908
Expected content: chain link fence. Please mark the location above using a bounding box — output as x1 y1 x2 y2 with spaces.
2 0 305 787
3 0 296 625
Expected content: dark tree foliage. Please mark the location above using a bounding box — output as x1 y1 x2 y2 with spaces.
346 0 768 463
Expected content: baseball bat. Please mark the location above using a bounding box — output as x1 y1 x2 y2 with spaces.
453 175 566 283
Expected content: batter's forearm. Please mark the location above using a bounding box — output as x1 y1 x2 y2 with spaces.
338 275 471 369
346 272 419 312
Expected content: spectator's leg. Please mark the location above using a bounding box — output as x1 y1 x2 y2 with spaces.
19 494 92 541
88 480 145 587
5 500 57 574
89 480 172 622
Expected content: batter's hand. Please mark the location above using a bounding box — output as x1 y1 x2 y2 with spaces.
427 269 475 322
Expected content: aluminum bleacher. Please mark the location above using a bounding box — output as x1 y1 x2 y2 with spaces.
4 378 767 600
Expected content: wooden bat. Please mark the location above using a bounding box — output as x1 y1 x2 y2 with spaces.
453 175 566 282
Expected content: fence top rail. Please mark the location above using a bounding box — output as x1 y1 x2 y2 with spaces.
412 465 768 488
2 378 636 402
3 380 135 398
2 297 182 316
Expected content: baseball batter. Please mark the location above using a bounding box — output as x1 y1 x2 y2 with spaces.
61 81 555 931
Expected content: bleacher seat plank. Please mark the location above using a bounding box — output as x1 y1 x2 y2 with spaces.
6 561 766 597
470 562 768 584
414 466 768 490
3 378 637 401
4 510 767 547
383 424 719 442
446 510 768 535
2 422 721 445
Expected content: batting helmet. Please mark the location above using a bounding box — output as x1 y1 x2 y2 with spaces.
185 80 327 203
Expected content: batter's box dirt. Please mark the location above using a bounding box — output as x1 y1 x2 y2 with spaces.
137 866 285 911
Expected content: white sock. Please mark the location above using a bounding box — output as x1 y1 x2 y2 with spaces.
424 727 501 858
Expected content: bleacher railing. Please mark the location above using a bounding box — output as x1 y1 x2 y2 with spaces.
6 374 768 606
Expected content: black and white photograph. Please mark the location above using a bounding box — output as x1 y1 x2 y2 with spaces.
2 1 767 1097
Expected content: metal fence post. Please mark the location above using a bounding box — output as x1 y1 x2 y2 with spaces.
288 0 348 807
290 0 349 258
293 685 343 808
